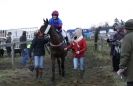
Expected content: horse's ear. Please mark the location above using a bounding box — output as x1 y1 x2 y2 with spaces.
46 18 49 23
43 19 46 23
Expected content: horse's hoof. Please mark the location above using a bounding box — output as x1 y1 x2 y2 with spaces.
51 77 55 82
62 72 65 77
61 76 66 80
59 73 61 76
62 74 66 79
73 79 78 84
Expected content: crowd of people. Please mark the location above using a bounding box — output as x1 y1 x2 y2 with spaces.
0 10 133 86
107 19 133 86
6 10 86 81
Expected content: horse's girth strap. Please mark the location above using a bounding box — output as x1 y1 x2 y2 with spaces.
50 42 63 47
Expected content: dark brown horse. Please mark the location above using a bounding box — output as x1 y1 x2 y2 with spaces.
40 19 67 81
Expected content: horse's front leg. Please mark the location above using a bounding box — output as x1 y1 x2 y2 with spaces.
61 57 65 77
57 58 61 75
51 57 55 81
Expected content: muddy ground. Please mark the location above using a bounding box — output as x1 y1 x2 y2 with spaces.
0 49 125 86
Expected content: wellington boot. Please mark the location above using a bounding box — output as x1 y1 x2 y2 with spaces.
38 69 43 80
36 69 39 80
80 70 85 79
73 69 79 84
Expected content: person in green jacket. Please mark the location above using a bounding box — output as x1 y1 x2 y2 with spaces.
117 19 133 86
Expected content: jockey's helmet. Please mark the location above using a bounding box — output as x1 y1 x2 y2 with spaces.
52 10 59 17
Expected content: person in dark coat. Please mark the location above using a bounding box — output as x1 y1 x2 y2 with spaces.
108 25 125 72
29 30 49 80
117 19 133 86
20 31 28 66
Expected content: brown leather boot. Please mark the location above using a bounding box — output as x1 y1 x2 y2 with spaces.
73 69 78 84
36 69 39 79
37 68 43 80
79 70 85 83
80 70 85 79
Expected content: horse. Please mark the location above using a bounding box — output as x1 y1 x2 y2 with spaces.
39 18 67 81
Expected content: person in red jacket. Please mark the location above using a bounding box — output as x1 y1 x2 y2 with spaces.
64 28 87 80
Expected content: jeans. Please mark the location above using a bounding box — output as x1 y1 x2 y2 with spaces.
21 48 29 65
34 56 44 69
73 57 84 70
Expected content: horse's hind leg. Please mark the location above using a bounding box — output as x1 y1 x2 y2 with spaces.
57 58 61 75
61 57 65 77
51 57 55 81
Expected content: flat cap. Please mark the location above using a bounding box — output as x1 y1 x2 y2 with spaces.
125 19 133 30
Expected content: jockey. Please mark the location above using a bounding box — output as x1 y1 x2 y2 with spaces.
49 10 62 33
49 10 69 44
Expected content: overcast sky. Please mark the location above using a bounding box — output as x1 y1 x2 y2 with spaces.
0 0 133 30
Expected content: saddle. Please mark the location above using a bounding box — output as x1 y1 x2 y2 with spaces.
56 30 69 45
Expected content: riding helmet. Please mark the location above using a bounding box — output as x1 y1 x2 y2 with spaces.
52 10 59 16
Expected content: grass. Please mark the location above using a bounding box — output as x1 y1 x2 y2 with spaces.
88 42 126 86
0 40 126 86
86 40 126 86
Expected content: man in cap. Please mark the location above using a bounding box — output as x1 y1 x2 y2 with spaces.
117 19 133 86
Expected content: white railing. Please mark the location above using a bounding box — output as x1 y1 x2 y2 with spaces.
0 41 31 68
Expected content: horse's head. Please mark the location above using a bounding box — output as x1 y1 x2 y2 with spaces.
43 18 49 25
40 18 63 45
39 18 50 34
40 18 58 36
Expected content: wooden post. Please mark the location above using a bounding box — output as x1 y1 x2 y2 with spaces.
11 43 15 69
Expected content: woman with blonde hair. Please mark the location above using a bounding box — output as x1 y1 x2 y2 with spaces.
64 28 87 81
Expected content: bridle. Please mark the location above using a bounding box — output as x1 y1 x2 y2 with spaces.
44 25 51 34
44 24 63 47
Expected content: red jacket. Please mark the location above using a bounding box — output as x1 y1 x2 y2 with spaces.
66 38 87 58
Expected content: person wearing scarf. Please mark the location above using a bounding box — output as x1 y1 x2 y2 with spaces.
64 28 87 82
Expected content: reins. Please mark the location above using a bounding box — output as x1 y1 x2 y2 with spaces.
44 24 63 47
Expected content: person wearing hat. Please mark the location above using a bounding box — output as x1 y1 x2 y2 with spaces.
108 23 125 72
117 19 133 86
49 10 62 33
49 10 69 44
64 28 87 82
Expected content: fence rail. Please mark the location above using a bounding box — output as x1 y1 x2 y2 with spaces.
0 41 31 68
0 40 109 69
